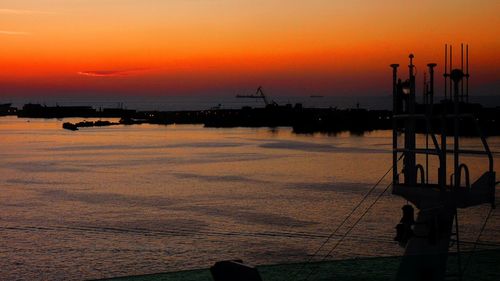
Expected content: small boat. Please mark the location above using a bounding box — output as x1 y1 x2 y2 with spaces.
62 122 78 131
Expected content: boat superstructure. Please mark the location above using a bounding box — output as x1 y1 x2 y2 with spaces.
391 45 496 281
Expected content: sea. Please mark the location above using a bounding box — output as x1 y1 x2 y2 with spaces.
0 96 499 280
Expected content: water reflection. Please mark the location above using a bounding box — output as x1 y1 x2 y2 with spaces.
0 116 498 280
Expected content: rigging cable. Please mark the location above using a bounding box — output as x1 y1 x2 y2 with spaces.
303 180 394 281
289 153 403 281
461 206 495 277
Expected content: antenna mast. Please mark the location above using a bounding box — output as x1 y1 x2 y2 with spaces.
444 44 448 100
466 44 469 103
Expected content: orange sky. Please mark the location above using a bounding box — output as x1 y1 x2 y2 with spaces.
0 0 498 97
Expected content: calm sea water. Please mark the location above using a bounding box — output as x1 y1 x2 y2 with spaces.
0 116 498 280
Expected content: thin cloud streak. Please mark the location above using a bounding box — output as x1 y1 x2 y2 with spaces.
0 30 29 35
0 8 53 15
77 69 152 77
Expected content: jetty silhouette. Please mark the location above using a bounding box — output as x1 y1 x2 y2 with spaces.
11 95 499 136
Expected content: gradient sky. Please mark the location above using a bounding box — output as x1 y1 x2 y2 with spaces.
0 0 498 97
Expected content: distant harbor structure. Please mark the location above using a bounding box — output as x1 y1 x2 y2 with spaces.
0 103 17 116
236 86 279 107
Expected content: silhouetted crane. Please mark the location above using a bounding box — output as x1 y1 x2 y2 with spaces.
236 86 277 107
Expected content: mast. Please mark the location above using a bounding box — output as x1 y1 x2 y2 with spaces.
450 45 453 102
391 64 400 184
444 44 448 101
466 45 469 103
405 54 417 187
461 43 464 102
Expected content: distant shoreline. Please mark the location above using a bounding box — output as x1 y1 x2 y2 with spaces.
2 100 499 136
2 95 500 112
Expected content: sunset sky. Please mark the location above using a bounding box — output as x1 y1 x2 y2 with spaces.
0 0 498 97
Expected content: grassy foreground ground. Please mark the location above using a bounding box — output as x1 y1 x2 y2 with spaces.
97 249 500 281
